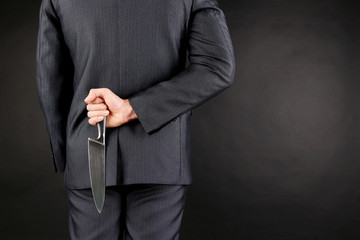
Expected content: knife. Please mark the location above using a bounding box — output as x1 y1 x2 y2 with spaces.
87 116 106 213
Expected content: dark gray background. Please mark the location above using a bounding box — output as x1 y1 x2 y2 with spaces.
1 0 360 239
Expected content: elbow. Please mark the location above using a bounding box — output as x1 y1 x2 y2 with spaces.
223 42 236 87
201 55 235 88
192 50 236 88
219 55 236 88
225 57 235 87
216 46 236 88
203 59 235 89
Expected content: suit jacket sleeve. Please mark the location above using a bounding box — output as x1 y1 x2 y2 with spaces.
128 0 235 134
36 0 74 173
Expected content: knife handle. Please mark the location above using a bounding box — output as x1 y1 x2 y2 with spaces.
96 116 106 145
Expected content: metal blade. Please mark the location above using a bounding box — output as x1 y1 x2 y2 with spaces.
87 116 106 213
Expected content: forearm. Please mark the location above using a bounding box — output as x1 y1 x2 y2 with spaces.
127 0 235 134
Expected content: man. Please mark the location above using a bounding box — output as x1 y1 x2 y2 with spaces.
36 0 235 239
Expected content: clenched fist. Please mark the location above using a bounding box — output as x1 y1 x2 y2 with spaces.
84 88 138 128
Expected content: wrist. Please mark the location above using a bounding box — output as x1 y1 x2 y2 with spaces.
124 99 138 122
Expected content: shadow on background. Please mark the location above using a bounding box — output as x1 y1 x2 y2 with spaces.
1 0 360 239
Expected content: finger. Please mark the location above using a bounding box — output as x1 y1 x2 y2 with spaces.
85 96 105 104
84 88 111 103
91 97 105 103
86 103 108 111
84 91 96 103
88 116 105 125
87 110 110 118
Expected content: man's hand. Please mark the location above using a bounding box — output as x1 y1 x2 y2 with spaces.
84 88 138 128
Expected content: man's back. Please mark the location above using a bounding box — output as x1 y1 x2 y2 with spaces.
36 0 235 189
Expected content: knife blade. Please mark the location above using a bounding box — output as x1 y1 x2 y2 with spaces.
87 116 106 213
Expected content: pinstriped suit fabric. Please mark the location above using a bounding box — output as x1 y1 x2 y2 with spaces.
36 0 235 189
66 184 189 240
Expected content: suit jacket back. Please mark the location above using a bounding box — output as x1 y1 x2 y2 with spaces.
36 0 235 189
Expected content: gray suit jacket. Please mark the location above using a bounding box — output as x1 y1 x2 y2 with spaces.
36 0 235 189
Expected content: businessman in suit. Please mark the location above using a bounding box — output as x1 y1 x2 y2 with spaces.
36 0 235 239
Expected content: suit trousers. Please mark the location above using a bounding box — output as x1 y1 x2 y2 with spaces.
65 184 189 240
